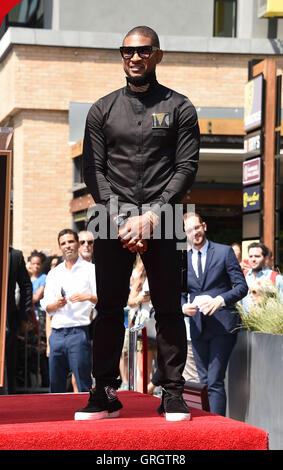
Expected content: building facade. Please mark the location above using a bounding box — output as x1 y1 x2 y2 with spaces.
0 0 282 260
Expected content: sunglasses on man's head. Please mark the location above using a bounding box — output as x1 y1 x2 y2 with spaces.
79 240 94 246
119 45 159 60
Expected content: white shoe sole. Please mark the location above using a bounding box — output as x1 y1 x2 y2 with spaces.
165 412 191 422
74 410 120 421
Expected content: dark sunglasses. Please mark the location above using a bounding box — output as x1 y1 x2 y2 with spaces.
79 240 94 246
119 45 159 60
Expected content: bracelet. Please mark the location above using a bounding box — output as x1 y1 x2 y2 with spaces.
113 214 129 227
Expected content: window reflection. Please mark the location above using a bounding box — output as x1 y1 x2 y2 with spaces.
1 0 44 39
214 0 237 37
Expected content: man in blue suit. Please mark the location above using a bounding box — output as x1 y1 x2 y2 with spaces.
182 212 248 416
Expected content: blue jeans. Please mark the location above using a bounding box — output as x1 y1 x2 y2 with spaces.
49 326 92 393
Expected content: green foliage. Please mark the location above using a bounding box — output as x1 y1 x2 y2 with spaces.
237 297 283 335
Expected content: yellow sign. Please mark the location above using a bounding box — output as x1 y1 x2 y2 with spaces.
243 191 260 208
244 75 263 132
258 0 283 17
244 81 254 121
243 185 261 213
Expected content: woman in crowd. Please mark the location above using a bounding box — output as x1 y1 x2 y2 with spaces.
128 260 157 394
42 255 62 274
28 251 48 387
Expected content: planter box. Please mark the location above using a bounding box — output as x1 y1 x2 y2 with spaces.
226 330 283 450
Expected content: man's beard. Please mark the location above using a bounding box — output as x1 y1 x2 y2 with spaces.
64 251 77 262
193 235 206 248
252 262 265 273
81 252 91 260
126 71 156 87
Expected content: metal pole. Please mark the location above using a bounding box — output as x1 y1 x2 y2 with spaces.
24 327 28 392
128 324 147 391
142 326 148 394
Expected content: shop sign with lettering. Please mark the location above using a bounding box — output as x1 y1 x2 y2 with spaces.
243 157 261 186
243 131 262 158
243 184 261 212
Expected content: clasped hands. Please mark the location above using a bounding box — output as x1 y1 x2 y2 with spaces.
117 213 158 254
183 296 224 317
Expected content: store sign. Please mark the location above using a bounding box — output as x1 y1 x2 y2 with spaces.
258 0 283 18
243 131 262 158
243 157 261 186
244 74 264 133
243 184 261 213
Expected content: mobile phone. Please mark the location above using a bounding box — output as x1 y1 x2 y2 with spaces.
61 287 66 297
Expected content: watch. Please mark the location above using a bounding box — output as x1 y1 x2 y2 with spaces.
113 214 129 227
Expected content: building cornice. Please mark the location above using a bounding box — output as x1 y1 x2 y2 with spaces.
1 27 283 61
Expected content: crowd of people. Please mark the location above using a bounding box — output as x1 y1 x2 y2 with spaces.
3 228 157 396
3 218 283 415
3 230 96 394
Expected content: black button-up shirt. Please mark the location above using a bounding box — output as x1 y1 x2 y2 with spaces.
83 80 200 216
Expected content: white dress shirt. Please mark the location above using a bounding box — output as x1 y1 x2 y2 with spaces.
182 239 225 320
183 241 209 340
191 239 209 278
40 257 97 329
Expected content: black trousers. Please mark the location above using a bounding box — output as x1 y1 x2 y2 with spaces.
5 331 18 394
92 236 187 394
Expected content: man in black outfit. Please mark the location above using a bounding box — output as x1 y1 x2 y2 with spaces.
4 247 32 394
75 26 200 422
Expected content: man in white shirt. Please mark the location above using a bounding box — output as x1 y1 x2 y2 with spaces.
41 229 97 393
241 242 283 313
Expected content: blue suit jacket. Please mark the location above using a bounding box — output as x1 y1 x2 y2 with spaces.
182 241 248 339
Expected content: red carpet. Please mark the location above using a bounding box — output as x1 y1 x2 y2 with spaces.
0 392 268 450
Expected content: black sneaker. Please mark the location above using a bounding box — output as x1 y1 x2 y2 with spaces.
74 386 123 421
157 388 191 422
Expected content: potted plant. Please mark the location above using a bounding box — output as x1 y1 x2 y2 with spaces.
226 282 283 450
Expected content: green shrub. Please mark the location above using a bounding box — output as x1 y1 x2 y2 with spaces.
237 297 283 335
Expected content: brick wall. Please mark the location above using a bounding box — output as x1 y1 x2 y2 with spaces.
1 44 283 259
12 109 72 259
1 45 282 121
